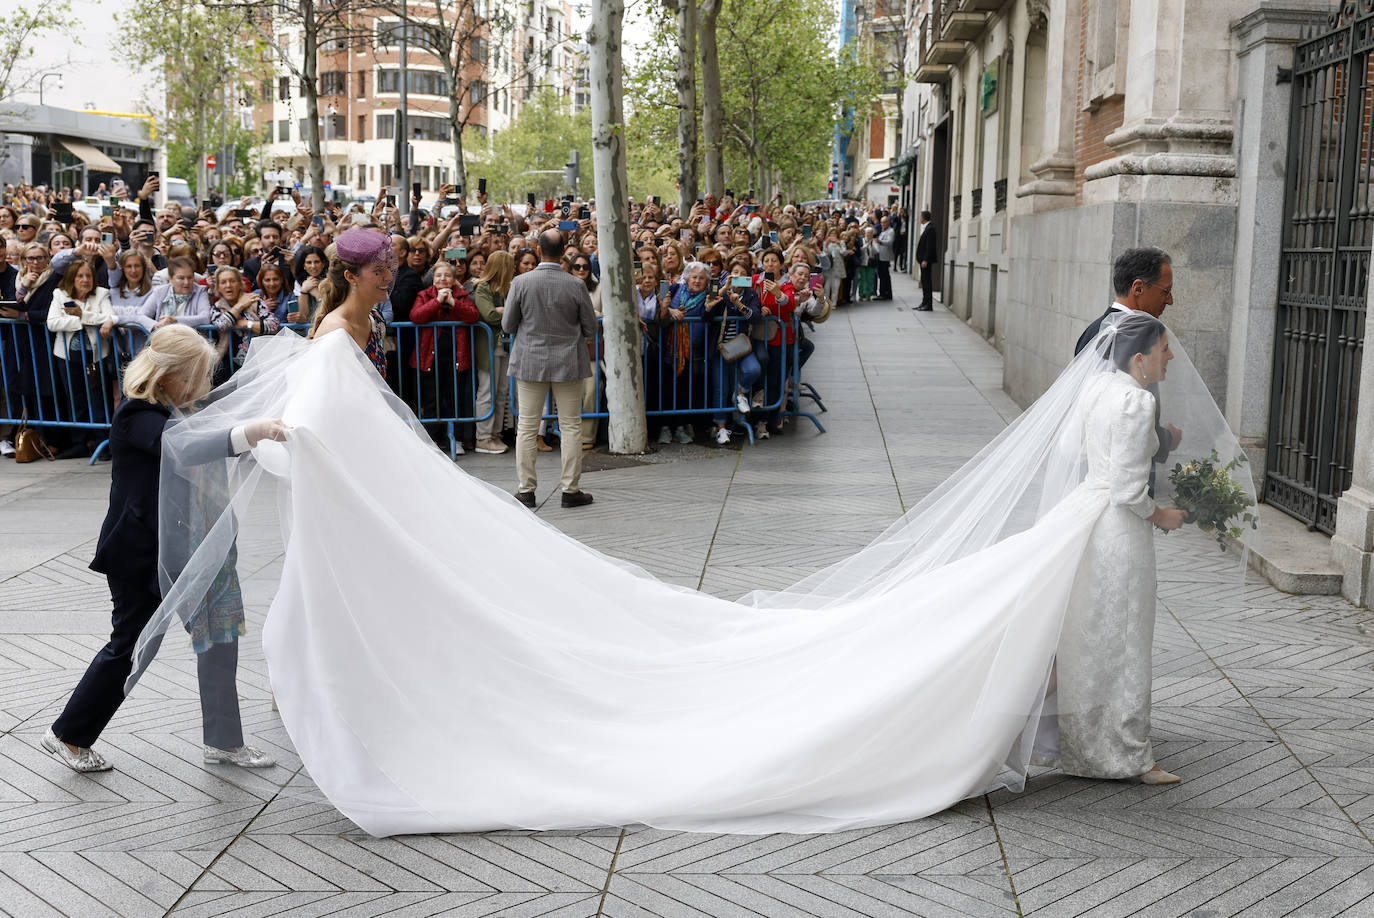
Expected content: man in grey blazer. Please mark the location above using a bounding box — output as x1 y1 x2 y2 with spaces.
503 229 599 508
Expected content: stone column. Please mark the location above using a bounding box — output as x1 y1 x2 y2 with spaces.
1083 0 1251 204
1332 298 1374 607
1019 0 1076 209
1226 2 1331 475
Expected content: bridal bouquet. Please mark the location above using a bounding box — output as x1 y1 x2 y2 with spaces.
1167 451 1259 549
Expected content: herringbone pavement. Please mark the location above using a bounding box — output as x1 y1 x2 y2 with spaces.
1 271 1370 917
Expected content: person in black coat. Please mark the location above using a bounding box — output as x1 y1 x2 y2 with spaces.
42 325 288 773
915 211 938 311
1073 246 1181 494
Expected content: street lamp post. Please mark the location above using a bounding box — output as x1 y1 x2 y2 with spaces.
38 72 63 105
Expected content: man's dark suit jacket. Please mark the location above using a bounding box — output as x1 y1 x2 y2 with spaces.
1074 305 1173 485
915 223 938 265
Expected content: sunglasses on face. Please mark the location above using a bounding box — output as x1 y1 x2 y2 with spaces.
571 263 590 271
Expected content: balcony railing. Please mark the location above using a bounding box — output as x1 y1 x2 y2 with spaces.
971 187 982 217
994 178 1008 213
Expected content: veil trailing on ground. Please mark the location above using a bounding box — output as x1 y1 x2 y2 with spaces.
127 312 1257 837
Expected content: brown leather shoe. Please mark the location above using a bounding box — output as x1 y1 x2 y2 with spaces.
560 490 594 508
513 490 536 508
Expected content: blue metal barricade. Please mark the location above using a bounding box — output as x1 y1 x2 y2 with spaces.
508 314 824 445
1 314 151 464
389 320 497 459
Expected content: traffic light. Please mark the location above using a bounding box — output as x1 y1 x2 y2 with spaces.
564 149 580 193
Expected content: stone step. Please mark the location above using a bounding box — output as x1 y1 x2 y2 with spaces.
1236 503 1344 595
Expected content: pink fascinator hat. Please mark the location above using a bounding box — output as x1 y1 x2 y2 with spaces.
334 227 396 268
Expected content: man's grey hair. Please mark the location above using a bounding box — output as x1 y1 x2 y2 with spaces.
1112 247 1171 297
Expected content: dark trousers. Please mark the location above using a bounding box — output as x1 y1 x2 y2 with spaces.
876 259 892 300
53 575 244 749
920 263 934 308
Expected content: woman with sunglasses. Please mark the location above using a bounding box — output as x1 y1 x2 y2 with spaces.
568 256 601 451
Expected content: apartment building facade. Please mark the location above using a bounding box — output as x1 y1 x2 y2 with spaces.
251 0 578 195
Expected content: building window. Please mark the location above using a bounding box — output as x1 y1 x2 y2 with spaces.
299 117 310 139
278 76 290 101
409 113 451 141
278 119 289 142
469 80 486 105
377 113 394 139
320 71 346 96
470 36 488 64
357 114 366 141
262 122 273 143
375 20 438 51
357 70 366 98
261 81 273 104
377 69 450 96
323 114 347 140
1085 0 1127 105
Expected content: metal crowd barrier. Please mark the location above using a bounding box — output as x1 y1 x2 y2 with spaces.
511 315 826 443
1 309 823 467
0 313 152 465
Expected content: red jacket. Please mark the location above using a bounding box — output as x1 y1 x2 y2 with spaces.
756 274 796 345
409 284 481 372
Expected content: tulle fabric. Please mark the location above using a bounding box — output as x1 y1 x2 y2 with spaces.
127 314 1256 837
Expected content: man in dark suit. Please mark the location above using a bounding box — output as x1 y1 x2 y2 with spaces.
1075 246 1180 491
914 210 937 311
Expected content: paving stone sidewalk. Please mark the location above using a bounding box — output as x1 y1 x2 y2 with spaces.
1 270 1371 917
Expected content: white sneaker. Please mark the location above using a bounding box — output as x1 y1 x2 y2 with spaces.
714 426 731 445
453 442 466 457
0 439 13 458
751 392 765 409
657 427 673 445
735 390 750 414
675 425 694 444
755 422 770 441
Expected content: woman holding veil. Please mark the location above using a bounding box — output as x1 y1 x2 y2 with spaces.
126 301 1251 836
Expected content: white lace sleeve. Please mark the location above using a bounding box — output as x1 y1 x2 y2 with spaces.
1109 386 1159 519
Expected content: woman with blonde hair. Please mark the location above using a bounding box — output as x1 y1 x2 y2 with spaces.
471 249 514 454
43 325 287 773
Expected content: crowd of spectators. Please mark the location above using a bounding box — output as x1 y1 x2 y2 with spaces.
0 176 910 457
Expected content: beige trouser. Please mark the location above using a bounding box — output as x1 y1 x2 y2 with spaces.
514 378 585 494
580 370 600 446
474 354 510 440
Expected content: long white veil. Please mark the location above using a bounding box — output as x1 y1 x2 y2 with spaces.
125 312 1258 836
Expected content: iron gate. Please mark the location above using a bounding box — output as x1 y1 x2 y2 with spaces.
1267 0 1371 533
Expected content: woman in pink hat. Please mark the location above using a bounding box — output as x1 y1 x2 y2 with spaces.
309 228 396 376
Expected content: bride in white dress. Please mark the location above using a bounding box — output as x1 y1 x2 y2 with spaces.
126 309 1250 837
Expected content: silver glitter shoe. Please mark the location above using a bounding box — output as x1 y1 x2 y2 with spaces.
204 744 276 768
41 727 112 773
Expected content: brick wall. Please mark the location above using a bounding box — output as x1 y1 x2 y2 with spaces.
1074 0 1124 200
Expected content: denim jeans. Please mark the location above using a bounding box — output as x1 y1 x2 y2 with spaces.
711 347 762 425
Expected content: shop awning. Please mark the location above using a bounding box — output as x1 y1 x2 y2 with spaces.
55 137 120 172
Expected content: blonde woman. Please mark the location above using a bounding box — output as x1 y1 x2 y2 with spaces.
471 249 514 454
44 325 287 773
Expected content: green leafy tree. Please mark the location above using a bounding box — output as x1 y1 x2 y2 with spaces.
0 2 75 106
121 0 269 197
479 88 592 201
627 0 881 200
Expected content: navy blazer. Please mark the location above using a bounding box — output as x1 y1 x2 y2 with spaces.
89 399 235 594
